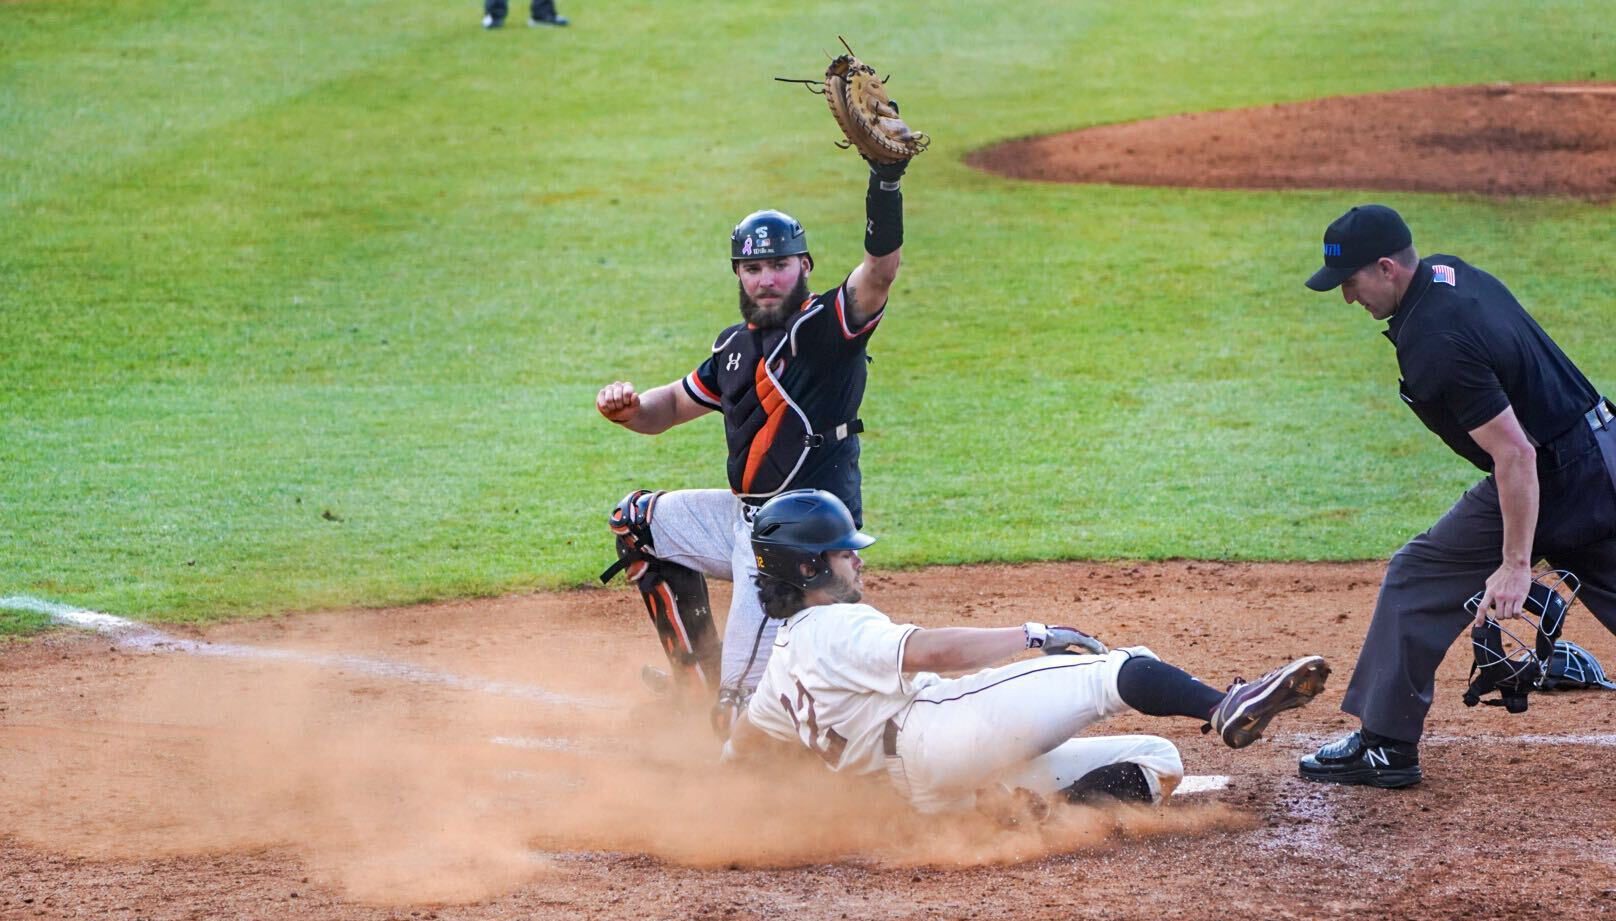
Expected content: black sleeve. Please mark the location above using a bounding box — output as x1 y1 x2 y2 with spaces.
1407 329 1510 433
789 280 883 356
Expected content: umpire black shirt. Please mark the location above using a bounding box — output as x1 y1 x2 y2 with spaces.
1386 255 1599 472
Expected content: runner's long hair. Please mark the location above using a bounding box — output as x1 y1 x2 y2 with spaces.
756 575 807 620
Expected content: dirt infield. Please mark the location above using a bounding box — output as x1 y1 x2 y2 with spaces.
968 83 1616 199
5 560 1616 920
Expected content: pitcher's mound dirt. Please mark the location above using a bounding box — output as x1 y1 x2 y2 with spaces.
968 83 1616 199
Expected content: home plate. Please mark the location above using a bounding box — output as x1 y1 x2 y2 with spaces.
1177 775 1229 795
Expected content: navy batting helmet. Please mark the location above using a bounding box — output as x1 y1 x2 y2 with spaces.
751 489 874 589
731 210 810 267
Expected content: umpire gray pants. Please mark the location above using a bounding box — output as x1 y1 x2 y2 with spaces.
1343 417 1616 743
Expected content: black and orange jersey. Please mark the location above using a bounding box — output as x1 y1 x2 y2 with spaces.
683 280 880 525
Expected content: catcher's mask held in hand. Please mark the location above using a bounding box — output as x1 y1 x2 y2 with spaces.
1462 569 1579 712
775 37 930 164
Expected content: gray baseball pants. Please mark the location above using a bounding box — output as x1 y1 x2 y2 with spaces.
1342 415 1616 743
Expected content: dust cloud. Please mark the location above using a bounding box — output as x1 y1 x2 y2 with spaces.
0 633 1246 905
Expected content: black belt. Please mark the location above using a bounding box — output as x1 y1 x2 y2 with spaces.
1536 398 1612 462
882 718 899 757
741 502 759 524
1588 398 1614 432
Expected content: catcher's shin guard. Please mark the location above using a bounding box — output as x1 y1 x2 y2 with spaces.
600 490 722 700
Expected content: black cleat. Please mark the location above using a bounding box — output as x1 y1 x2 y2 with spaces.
529 14 569 26
482 13 504 28
1299 731 1422 788
639 665 672 698
1206 655 1331 749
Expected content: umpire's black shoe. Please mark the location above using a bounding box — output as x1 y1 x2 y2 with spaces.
1299 731 1422 788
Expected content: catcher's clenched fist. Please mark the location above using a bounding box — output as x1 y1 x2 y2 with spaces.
596 380 641 424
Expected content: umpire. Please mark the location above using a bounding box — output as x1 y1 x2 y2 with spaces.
1298 204 1616 788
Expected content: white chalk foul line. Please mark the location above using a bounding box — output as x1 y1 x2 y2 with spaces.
0 595 610 710
490 735 588 753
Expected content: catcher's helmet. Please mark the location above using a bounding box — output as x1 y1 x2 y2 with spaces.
731 210 810 267
751 489 874 589
1543 640 1616 691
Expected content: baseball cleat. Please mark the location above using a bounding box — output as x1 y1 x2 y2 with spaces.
639 665 672 698
481 13 503 28
528 14 569 26
1299 731 1422 788
1206 655 1330 749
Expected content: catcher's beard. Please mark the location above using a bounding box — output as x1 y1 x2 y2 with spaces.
738 272 812 329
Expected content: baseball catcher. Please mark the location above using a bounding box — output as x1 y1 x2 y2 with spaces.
723 490 1332 818
596 48 923 734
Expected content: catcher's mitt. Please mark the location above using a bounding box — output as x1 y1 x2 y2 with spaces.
781 39 929 164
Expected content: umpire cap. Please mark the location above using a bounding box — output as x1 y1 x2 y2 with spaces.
751 489 874 589
732 209 810 268
1305 204 1412 291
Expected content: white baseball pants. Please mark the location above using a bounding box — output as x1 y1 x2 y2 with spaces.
886 648 1184 813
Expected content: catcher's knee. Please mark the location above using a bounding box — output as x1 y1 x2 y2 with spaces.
604 489 662 583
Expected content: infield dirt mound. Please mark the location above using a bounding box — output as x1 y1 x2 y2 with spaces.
4 561 1616 920
968 82 1616 199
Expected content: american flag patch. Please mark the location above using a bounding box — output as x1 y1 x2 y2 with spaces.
1432 264 1456 286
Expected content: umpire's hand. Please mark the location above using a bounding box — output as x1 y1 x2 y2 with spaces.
1473 560 1532 627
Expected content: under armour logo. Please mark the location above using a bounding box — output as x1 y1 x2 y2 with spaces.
1365 747 1390 768
726 353 741 371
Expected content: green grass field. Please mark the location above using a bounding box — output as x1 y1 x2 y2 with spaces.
3 0 1614 629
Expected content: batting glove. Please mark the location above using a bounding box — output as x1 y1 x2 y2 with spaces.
1024 622 1108 656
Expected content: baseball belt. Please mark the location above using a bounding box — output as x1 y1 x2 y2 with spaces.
1587 397 1614 431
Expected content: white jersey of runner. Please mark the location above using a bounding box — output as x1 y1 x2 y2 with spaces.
747 603 1184 813
747 603 938 775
